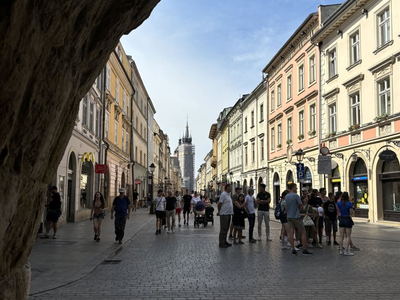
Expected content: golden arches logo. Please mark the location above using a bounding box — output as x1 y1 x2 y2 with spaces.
82 152 95 163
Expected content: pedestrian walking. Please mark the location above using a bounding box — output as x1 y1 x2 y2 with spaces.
165 191 177 234
232 193 246 245
42 186 62 239
175 191 182 227
154 189 166 235
217 184 233 248
337 192 355 256
182 189 192 225
132 189 139 211
285 183 313 256
90 191 106 242
244 188 257 243
257 183 272 241
279 190 291 250
111 188 131 244
191 192 200 226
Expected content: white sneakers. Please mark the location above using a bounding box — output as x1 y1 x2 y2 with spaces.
52 234 57 239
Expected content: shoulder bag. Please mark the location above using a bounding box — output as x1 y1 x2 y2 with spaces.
303 205 314 226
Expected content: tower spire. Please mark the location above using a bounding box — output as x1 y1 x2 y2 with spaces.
185 115 189 138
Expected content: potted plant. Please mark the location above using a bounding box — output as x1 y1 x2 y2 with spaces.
308 130 316 136
328 131 336 138
348 124 360 131
277 143 282 148
298 134 304 140
286 139 292 145
374 113 389 122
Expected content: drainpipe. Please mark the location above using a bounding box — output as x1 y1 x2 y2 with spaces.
318 41 324 189
101 66 110 203
130 91 135 199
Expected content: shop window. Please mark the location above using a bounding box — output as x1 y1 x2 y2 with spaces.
80 161 93 209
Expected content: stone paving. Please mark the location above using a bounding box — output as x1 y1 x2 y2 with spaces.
29 207 400 300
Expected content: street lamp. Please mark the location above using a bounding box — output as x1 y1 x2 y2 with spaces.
149 163 156 214
295 148 305 162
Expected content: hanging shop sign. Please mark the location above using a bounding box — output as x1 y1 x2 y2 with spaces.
135 179 142 185
95 164 108 174
379 149 397 162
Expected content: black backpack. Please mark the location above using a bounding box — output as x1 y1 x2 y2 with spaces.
274 200 282 220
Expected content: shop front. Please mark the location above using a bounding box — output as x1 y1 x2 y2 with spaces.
379 157 400 221
286 170 294 190
351 158 369 218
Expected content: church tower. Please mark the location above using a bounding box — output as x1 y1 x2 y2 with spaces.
176 117 195 191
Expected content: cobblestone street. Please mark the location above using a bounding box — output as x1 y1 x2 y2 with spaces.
30 208 400 300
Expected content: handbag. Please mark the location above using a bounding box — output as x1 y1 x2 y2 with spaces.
303 205 314 226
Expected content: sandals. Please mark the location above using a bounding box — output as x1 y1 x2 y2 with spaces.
233 241 238 245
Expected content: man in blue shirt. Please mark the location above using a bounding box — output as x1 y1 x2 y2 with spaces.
286 183 313 256
111 188 131 244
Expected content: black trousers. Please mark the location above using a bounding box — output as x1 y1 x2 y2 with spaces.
115 215 127 241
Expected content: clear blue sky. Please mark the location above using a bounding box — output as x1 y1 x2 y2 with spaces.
121 0 342 173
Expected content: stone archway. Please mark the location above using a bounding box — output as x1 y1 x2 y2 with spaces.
0 1 160 298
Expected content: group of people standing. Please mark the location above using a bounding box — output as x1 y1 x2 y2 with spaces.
217 183 359 256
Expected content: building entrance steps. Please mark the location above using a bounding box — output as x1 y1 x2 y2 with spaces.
29 208 153 296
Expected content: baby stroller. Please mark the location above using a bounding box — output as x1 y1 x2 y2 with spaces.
194 201 207 228
205 206 214 225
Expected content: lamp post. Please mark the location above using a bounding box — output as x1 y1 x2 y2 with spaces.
295 148 305 162
149 163 156 214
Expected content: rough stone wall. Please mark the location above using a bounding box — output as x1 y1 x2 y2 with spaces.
0 1 160 299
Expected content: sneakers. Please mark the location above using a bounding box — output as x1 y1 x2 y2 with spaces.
302 250 314 256
249 238 257 243
219 244 228 248
339 249 344 255
96 237 100 242
350 246 360 251
334 241 339 246
119 240 122 244
267 237 272 241
281 246 290 250
167 230 171 234
171 230 174 234
286 242 291 247
292 249 297 255
317 243 323 249
94 234 98 241
307 243 314 248
344 250 354 256
225 242 232 247
294 246 300 251
242 235 246 239
257 237 261 241
52 235 57 239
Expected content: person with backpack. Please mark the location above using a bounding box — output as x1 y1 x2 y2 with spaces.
111 188 131 244
277 190 291 250
244 188 256 243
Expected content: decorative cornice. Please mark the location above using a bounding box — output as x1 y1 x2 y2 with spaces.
275 112 283 120
284 64 293 73
322 87 340 99
276 74 283 82
295 53 305 63
258 133 265 138
250 137 256 142
368 55 396 74
342 74 364 88
294 98 306 107
305 90 318 101
284 105 294 114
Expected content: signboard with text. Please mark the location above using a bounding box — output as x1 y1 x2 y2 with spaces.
95 164 108 174
318 155 331 174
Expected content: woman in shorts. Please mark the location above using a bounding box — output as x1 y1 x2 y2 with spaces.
280 190 290 249
154 189 166 235
90 192 106 242
337 192 355 256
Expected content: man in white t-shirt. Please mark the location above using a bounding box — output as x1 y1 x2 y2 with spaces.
190 192 200 226
244 188 257 243
154 189 166 235
217 184 233 248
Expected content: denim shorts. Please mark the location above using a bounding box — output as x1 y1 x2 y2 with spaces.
93 213 105 219
339 216 354 228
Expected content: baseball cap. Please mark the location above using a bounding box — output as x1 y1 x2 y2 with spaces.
119 188 125 193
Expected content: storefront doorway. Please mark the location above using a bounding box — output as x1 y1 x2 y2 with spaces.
351 158 368 218
273 173 280 207
331 165 341 194
380 158 400 221
303 167 313 190
67 153 76 222
286 170 294 190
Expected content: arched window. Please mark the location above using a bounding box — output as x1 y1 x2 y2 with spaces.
80 161 93 209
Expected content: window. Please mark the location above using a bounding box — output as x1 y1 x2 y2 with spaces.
299 111 304 137
126 131 129 153
310 104 316 133
245 117 248 132
114 121 118 145
350 32 360 64
287 75 292 100
82 96 88 125
329 104 337 133
89 102 94 131
123 92 126 112
261 139 264 161
122 129 125 152
140 123 143 137
96 108 100 137
277 84 282 107
378 8 390 46
251 111 254 127
378 78 390 115
309 55 316 83
287 118 292 142
298 65 304 91
270 90 275 111
105 112 109 139
260 104 264 121
136 117 138 130
140 150 142 165
329 49 337 78
106 64 111 91
350 93 360 126
96 73 102 91
144 128 147 141
115 79 119 103
278 124 282 147
135 146 138 162
271 127 275 151
251 142 255 163
144 154 146 166
245 146 248 165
